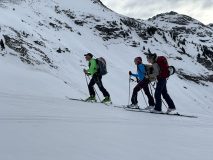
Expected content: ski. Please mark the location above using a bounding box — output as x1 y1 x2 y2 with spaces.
66 97 112 106
66 98 198 118
113 105 126 109
66 97 85 102
124 107 198 118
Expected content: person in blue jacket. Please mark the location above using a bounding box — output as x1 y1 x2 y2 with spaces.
128 57 155 109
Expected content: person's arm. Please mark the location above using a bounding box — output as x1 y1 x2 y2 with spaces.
137 64 145 80
131 73 139 78
129 71 138 78
87 59 97 75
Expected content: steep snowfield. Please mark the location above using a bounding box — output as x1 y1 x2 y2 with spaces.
0 0 213 159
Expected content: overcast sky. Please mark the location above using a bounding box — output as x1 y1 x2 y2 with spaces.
101 0 213 24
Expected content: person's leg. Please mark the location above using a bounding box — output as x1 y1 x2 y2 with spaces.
162 80 176 109
88 76 96 97
143 81 155 106
154 79 166 111
131 80 145 105
95 75 110 98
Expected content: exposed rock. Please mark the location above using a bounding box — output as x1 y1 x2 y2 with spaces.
197 46 213 71
177 70 212 86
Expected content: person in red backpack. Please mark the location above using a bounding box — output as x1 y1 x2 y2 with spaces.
146 53 176 113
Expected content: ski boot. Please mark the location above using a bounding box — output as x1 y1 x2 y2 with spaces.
85 96 97 102
150 108 162 114
127 104 139 109
144 106 155 110
101 96 112 104
166 108 176 114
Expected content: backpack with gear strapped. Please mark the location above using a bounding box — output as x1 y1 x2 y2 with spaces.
168 66 176 76
156 56 176 78
144 64 154 75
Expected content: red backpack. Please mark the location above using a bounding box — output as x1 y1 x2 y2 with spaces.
156 56 169 78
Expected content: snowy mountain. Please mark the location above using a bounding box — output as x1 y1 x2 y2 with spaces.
0 1 213 159
146 11 213 72
0 0 213 109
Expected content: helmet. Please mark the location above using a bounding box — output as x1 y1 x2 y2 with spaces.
134 57 142 64
84 53 93 58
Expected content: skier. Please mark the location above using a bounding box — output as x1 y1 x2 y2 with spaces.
128 57 155 109
146 53 176 113
83 53 111 103
0 39 5 51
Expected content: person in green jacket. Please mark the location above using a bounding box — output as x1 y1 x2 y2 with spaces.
83 53 111 103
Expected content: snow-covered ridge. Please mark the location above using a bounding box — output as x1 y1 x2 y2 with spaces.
147 11 213 42
148 11 203 26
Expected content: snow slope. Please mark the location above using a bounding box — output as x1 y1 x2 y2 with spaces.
0 0 213 159
0 0 212 110
1 95 213 160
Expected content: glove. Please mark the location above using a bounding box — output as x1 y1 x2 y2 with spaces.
83 69 88 74
129 71 132 75
83 69 90 76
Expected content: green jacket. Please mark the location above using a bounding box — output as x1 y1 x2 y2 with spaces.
87 58 97 76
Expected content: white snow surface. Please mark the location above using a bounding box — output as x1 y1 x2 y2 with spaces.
0 0 213 160
1 95 213 160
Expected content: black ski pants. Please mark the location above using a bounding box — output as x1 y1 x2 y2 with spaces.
88 73 110 98
131 79 155 106
154 78 176 111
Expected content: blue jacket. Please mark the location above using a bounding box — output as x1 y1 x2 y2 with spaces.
131 64 145 81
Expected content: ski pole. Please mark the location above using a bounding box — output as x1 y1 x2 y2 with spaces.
149 82 168 109
84 73 89 86
141 90 148 107
130 78 149 107
162 99 168 109
128 76 131 105
149 83 153 97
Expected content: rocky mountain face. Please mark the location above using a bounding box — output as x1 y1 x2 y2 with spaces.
208 23 213 28
0 0 212 87
146 11 213 82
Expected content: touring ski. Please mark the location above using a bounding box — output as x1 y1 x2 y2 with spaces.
66 97 112 106
123 106 198 118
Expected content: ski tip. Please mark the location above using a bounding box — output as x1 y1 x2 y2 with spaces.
169 112 198 118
